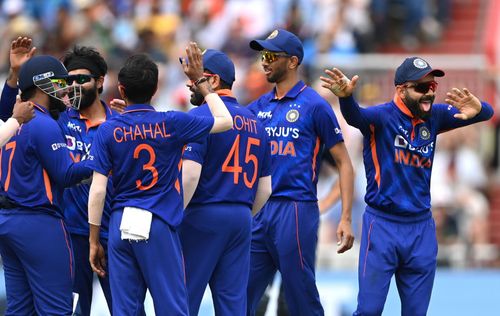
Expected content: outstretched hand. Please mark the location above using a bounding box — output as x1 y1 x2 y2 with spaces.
445 88 482 120
320 68 359 98
10 37 36 74
180 42 204 82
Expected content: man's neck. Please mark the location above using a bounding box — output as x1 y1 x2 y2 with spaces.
275 72 299 99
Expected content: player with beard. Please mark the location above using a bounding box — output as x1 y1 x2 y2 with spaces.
246 29 355 315
179 49 271 315
59 46 120 316
0 54 92 315
321 57 494 315
0 40 132 316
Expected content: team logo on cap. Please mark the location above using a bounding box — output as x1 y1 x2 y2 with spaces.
286 109 299 122
419 126 430 140
413 58 428 69
267 30 279 39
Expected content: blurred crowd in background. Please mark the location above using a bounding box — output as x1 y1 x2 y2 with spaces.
0 0 498 269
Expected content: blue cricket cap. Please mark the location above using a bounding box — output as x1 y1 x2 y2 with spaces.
394 57 445 85
18 55 69 92
202 49 235 85
249 29 304 64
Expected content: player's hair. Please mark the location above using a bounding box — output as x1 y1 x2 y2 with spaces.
204 70 233 90
118 54 158 104
20 86 36 102
63 46 108 94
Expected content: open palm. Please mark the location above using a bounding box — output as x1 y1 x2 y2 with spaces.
445 88 482 120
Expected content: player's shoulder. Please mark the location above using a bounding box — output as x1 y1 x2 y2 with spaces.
247 90 274 110
188 104 210 116
300 86 331 109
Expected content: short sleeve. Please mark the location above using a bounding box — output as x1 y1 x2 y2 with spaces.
183 137 208 164
260 132 272 177
88 124 112 175
312 102 344 149
171 111 214 144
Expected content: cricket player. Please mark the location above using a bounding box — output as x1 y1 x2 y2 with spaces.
87 44 232 315
180 49 272 315
0 38 118 315
246 29 355 315
321 57 494 315
0 55 92 315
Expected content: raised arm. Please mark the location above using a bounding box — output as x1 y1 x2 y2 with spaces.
180 42 232 133
320 68 374 133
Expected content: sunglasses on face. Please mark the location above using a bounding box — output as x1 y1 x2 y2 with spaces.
50 78 68 89
405 81 438 94
66 74 97 85
260 51 290 63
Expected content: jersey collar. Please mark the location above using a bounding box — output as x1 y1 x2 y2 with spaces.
123 104 156 113
272 80 307 100
33 103 47 113
393 93 424 124
201 89 237 105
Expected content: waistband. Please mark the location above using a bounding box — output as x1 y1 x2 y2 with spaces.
366 205 432 223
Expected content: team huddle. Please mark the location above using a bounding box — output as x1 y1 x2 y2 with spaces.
0 29 493 316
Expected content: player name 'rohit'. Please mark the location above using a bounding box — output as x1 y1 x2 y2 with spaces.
113 122 170 143
233 115 258 134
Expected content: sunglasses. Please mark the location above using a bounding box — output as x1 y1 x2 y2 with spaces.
260 51 290 63
405 81 438 94
50 78 68 89
66 74 97 85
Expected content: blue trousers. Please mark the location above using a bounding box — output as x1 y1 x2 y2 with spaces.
71 234 113 316
354 209 437 316
108 210 188 316
179 203 252 316
247 200 324 316
0 211 74 315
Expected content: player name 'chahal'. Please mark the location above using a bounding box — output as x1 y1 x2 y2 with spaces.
113 122 170 143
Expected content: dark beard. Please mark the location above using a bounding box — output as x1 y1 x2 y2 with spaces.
48 96 67 120
78 84 98 110
190 88 205 106
403 93 435 121
69 84 98 110
266 66 287 83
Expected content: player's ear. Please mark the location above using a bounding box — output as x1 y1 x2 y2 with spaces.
396 85 406 99
288 56 300 70
118 84 126 101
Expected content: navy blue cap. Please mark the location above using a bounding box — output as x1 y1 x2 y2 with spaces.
202 49 235 85
18 55 69 92
250 29 304 64
394 57 445 85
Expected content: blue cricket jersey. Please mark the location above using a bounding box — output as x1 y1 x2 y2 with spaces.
58 104 116 238
0 104 92 217
339 94 494 218
247 80 344 201
88 104 214 226
0 83 115 237
183 94 271 207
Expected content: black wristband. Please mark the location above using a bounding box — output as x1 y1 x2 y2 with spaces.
193 77 209 86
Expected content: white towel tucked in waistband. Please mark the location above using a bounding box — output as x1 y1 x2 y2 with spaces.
120 207 153 241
